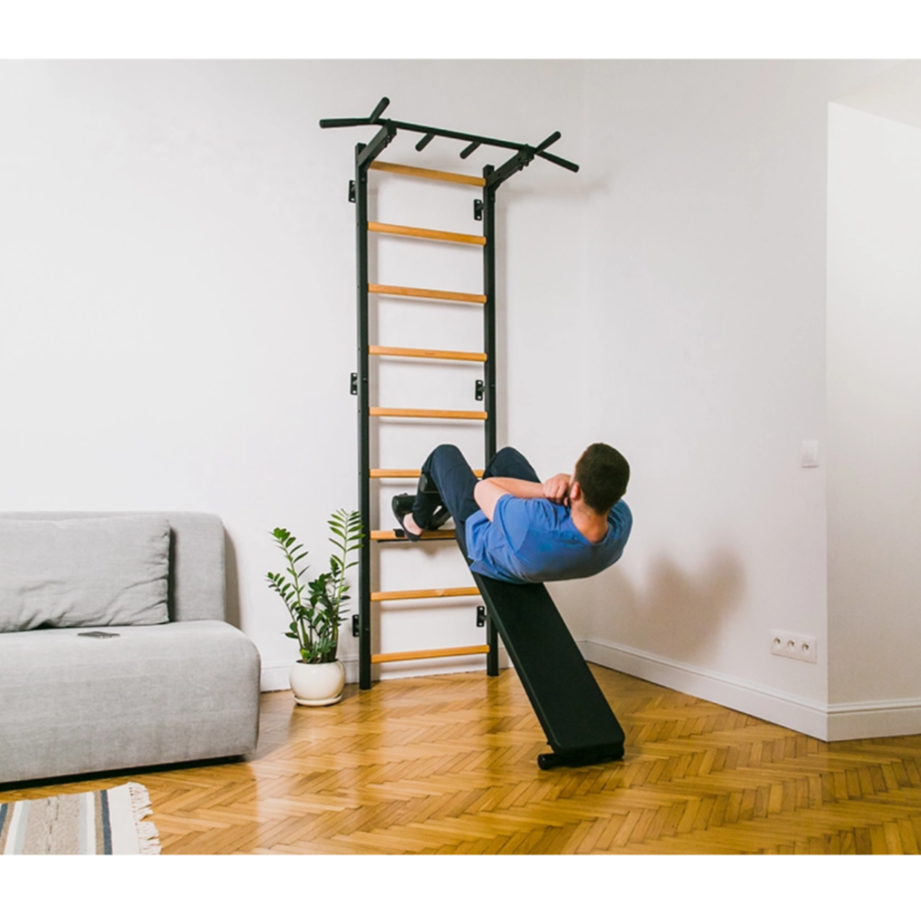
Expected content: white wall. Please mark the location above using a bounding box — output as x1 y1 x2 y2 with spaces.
0 60 585 687
3 60 911 739
827 100 921 738
562 61 894 737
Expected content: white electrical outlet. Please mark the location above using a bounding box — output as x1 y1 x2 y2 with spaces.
770 630 817 663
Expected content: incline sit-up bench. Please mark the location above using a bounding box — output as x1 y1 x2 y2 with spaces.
320 98 625 769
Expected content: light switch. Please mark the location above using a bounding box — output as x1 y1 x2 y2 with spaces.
801 440 819 468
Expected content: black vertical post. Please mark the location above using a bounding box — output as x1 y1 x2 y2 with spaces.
483 165 500 678
355 142 372 690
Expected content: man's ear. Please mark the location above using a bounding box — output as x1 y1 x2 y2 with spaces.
569 480 582 503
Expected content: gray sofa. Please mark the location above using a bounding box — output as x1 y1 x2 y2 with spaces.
0 512 261 785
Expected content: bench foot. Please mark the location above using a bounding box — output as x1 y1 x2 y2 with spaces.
537 743 625 771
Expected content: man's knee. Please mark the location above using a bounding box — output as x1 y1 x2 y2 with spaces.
432 444 464 463
492 446 526 465
489 446 530 474
486 446 539 482
422 445 468 491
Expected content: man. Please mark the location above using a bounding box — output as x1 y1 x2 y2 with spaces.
393 443 632 585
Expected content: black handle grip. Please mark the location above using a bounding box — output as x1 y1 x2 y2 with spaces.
535 131 562 152
537 148 579 172
369 97 390 121
319 117 372 129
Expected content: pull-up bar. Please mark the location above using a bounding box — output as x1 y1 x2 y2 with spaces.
319 97 579 189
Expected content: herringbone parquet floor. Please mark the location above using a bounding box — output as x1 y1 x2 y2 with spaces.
6 665 921 855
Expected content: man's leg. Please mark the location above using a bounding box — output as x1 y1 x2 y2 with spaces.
411 444 481 536
482 446 541 484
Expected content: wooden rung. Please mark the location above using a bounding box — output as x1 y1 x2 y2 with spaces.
370 407 487 421
371 530 456 541
369 161 486 188
371 586 480 602
369 222 486 247
369 345 487 363
369 283 486 305
369 468 485 478
372 644 490 664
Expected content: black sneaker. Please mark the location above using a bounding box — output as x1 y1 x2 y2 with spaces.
392 494 422 541
392 494 451 540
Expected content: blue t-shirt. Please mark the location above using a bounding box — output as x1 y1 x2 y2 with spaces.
465 496 632 585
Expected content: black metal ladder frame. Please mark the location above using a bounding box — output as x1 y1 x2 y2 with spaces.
321 97 580 691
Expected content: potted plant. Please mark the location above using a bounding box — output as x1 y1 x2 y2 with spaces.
266 509 362 706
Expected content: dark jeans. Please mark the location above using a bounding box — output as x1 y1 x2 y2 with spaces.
412 445 540 559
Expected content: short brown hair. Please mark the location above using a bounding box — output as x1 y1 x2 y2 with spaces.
574 443 629 513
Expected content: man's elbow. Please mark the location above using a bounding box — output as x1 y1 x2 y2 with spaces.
474 480 499 521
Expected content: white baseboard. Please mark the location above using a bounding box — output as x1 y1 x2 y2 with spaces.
580 637 830 740
261 649 511 692
260 656 362 692
581 638 921 742
260 663 292 692
826 698 921 741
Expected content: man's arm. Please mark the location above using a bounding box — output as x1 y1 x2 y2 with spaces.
474 474 572 521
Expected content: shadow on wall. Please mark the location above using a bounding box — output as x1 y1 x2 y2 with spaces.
568 547 746 662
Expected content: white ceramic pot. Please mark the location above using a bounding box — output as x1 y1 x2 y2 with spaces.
289 660 346 707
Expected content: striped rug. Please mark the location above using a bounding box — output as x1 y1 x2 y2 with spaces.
0 782 160 855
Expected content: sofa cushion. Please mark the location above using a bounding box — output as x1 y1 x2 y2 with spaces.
0 621 261 783
0 516 170 633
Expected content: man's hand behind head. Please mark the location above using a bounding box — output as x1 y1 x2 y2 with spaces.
542 473 572 506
